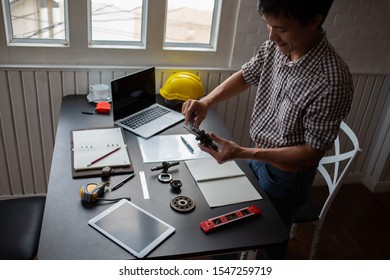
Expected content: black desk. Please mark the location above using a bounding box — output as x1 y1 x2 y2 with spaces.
38 95 288 259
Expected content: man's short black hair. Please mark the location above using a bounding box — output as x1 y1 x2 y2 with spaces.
257 0 334 26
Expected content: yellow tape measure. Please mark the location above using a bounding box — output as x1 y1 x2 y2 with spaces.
79 182 109 203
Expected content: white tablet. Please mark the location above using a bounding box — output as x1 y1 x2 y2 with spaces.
88 199 175 258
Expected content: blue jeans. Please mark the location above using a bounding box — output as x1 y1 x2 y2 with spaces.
248 160 317 259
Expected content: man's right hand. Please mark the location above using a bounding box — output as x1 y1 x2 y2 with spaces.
181 99 209 127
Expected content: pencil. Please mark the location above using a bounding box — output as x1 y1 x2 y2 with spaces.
87 146 121 167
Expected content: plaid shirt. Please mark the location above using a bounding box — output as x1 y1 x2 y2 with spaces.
242 35 353 151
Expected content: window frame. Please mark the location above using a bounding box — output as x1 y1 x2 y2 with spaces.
2 0 70 47
87 0 148 49
163 0 222 52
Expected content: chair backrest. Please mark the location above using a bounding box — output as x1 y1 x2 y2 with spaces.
316 121 361 221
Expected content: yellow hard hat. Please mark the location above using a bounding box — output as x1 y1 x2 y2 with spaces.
160 72 204 103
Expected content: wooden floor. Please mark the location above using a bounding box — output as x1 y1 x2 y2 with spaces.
286 183 390 259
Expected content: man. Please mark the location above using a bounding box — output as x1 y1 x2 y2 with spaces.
182 0 353 259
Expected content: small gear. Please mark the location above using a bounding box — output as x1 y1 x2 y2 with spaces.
170 195 195 213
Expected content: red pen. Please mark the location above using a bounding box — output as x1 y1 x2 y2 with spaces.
87 146 121 167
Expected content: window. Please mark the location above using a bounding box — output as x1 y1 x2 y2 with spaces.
88 0 146 48
0 0 237 66
163 0 221 50
2 0 68 45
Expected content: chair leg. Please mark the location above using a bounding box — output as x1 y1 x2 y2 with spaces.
309 224 321 259
240 251 248 260
240 250 258 260
290 223 298 239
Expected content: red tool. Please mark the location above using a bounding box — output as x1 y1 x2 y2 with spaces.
200 205 261 233
96 102 111 114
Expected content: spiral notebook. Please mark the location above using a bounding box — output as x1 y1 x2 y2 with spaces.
71 127 133 178
185 158 262 207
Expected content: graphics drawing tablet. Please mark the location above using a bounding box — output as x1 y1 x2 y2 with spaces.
88 199 175 258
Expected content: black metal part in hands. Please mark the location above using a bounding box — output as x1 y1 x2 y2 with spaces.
195 129 218 151
183 121 218 151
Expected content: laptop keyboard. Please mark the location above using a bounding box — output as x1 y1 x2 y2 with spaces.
120 105 170 129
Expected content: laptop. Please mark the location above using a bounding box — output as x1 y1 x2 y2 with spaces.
111 67 184 138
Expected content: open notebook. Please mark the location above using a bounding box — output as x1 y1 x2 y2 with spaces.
185 158 262 207
71 127 133 178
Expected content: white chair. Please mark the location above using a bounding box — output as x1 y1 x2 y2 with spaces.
290 121 362 259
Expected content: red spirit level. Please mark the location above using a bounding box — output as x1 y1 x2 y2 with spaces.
200 205 261 233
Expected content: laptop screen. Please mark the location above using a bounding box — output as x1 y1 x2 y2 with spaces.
111 67 156 121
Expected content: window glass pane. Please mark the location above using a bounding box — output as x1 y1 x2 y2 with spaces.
8 0 66 40
165 0 215 44
90 0 143 42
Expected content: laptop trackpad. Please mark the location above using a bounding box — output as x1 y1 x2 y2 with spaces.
134 117 174 138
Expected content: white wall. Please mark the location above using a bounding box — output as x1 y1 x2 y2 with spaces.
232 0 390 74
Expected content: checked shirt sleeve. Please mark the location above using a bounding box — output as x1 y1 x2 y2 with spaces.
304 69 353 151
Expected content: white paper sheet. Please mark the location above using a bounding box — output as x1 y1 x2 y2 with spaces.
137 134 211 163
